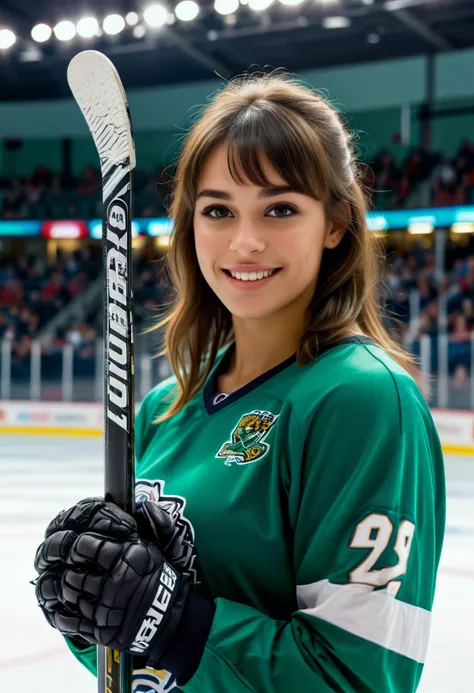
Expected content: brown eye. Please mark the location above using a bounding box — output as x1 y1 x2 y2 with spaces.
266 204 297 218
202 205 233 219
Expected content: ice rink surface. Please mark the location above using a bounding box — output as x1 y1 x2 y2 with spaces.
0 435 472 693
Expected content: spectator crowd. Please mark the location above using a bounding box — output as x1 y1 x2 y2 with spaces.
0 244 170 377
361 139 474 208
384 240 474 389
0 247 100 361
2 238 474 392
2 138 474 401
2 139 474 220
0 164 174 221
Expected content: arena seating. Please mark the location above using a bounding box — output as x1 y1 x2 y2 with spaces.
3 143 474 393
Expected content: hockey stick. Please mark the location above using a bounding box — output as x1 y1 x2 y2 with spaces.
67 50 136 693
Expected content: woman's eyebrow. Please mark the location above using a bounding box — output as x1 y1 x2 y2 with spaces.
196 185 297 201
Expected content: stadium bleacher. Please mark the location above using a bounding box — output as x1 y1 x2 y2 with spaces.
2 139 474 406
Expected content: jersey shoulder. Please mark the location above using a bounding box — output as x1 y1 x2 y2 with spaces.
140 374 178 415
135 374 178 461
289 341 429 433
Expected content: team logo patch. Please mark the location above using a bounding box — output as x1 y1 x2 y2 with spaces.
133 667 177 692
132 479 199 691
216 409 279 466
135 479 198 585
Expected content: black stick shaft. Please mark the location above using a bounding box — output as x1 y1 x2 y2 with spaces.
98 170 135 693
67 49 137 693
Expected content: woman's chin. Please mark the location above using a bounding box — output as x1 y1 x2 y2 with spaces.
221 300 283 321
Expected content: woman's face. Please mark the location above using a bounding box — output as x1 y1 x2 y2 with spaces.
193 143 344 322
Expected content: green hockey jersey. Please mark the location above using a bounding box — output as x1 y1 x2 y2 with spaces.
67 336 446 692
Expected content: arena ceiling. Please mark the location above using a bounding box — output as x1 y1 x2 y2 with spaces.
0 0 473 101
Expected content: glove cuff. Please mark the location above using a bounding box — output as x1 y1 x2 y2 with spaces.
129 561 188 662
154 591 216 685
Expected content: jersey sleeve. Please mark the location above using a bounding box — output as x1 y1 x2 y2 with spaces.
64 636 97 675
135 375 177 463
181 367 446 693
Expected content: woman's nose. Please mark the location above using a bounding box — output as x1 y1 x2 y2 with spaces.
229 222 266 254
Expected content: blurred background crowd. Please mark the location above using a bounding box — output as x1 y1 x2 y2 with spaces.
362 139 474 209
0 163 172 221
3 137 474 222
1 136 474 407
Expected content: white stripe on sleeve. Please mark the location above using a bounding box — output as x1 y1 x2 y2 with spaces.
297 579 431 663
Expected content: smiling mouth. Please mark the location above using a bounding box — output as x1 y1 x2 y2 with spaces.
222 268 282 282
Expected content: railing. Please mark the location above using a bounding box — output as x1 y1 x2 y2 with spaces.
1 335 474 409
0 338 172 404
411 332 474 409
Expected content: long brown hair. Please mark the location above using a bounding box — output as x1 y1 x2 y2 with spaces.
152 72 417 421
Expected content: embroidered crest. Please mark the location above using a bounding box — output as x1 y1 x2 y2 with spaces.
216 409 279 466
135 479 198 585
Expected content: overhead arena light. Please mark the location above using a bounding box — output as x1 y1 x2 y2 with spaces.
133 24 147 38
214 0 240 15
0 29 16 50
77 17 99 38
126 12 140 25
248 0 274 11
31 23 52 43
322 15 351 29
53 20 76 41
175 1 200 21
279 0 305 6
144 4 168 27
103 14 126 35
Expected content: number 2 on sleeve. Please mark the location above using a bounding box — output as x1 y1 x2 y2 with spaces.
349 513 415 591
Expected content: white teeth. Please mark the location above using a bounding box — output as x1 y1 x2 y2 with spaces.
229 269 275 281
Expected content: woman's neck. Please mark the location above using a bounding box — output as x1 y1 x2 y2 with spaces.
218 317 363 394
228 334 298 390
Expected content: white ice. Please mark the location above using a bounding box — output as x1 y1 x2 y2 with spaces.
0 436 471 692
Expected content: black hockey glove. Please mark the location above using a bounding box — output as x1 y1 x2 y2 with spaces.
34 498 214 683
37 496 195 571
135 498 196 576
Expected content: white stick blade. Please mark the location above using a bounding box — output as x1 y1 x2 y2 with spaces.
67 50 136 174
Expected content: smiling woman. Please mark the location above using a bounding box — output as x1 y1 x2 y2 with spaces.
36 71 446 693
155 72 418 414
192 142 337 384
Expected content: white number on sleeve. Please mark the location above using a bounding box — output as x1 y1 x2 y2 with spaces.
349 513 415 590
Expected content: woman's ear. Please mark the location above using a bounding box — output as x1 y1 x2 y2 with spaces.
324 227 345 249
324 200 351 249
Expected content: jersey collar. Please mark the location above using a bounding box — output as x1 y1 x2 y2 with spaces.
203 342 296 415
203 336 375 415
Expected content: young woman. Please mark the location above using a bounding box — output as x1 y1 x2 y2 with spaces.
34 74 446 693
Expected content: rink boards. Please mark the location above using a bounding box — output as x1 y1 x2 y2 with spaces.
0 400 474 456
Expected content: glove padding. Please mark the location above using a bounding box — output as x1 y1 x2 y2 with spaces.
35 497 136 574
34 499 190 667
136 500 196 575
37 495 195 573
